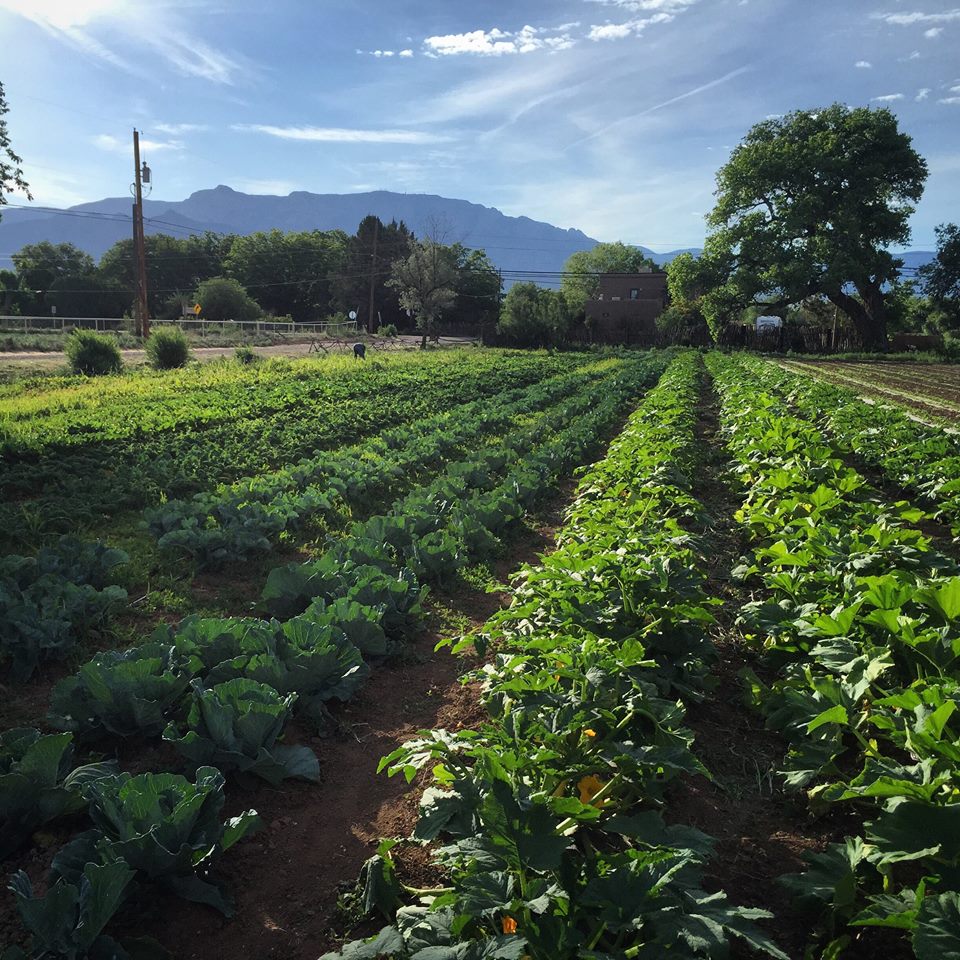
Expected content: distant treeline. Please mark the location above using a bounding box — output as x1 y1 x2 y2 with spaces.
0 215 501 328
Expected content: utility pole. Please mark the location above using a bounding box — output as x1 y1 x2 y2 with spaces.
132 130 151 339
367 217 380 335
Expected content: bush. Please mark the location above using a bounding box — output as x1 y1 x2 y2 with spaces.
146 326 191 369
195 277 262 323
64 329 123 376
234 346 260 365
377 323 398 337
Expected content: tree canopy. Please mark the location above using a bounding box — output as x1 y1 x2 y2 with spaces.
0 81 30 218
686 104 927 347
920 223 960 304
497 282 572 347
561 242 657 309
388 240 457 348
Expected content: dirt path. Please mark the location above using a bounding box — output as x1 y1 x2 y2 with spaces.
0 336 478 368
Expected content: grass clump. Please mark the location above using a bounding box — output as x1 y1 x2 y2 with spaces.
64 329 123 376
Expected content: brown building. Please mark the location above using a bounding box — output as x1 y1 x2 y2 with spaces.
584 270 669 343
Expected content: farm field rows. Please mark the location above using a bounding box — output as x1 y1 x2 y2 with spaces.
780 359 960 424
3 348 960 960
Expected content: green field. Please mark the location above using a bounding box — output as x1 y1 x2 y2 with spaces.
3 348 960 960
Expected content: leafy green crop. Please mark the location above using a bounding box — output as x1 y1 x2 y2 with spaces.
54 766 259 917
324 354 786 960
0 538 127 682
48 642 193 740
163 678 319 784
0 728 115 860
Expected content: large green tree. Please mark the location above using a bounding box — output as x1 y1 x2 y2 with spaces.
225 228 347 320
447 245 501 329
919 223 960 322
497 282 572 347
12 241 96 313
99 232 233 316
688 104 927 348
388 240 457 348
561 242 657 310
0 81 30 218
333 216 413 330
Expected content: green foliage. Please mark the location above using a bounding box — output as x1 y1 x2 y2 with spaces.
0 537 128 682
0 729 115 860
163 678 320 784
225 228 347 321
334 216 413 329
919 223 960 331
4 860 136 960
388 240 457 346
234 345 260 364
0 81 30 219
325 355 787 960
62 766 260 916
560 241 657 309
656 299 710 344
98 231 233 318
709 353 960 952
49 642 192 740
194 276 262 323
63 329 123 376
497 282 572 346
700 104 928 347
376 323 397 337
145 326 190 369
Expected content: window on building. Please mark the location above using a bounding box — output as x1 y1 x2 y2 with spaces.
629 288 639 300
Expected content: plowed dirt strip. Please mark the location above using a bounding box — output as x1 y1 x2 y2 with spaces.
780 359 960 423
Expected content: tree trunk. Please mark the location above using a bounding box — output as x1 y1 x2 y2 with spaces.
827 287 887 351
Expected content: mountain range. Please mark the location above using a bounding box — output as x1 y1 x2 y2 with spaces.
0 185 933 279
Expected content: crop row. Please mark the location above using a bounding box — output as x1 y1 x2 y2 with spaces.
0 350 584 547
0 354 667 958
322 353 787 960
736 357 960 531
145 357 630 568
709 353 960 958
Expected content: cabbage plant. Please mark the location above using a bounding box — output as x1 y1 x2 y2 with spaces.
164 678 319 784
48 642 193 739
0 728 115 860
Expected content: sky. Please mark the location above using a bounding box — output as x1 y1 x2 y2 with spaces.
0 0 958 252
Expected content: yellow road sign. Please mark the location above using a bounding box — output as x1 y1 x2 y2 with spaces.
193 303 202 315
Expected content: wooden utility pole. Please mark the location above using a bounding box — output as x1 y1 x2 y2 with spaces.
367 217 380 334
132 130 150 339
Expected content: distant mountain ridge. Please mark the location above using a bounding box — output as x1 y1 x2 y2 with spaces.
0 185 933 279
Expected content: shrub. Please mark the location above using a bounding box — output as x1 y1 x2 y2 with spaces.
195 276 262 323
64 329 122 376
145 326 191 369
377 323 398 337
234 346 260 365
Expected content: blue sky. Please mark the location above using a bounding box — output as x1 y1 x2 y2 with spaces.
0 0 958 251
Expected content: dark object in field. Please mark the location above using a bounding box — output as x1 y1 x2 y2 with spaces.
353 343 366 360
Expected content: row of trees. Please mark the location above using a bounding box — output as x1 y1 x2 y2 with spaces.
0 216 503 332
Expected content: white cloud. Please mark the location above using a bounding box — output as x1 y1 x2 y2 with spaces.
0 0 245 84
925 26 943 37
855 60 872 68
871 93 905 101
231 179 300 196
94 133 183 153
570 66 752 147
917 87 931 100
399 49 414 57
872 10 960 26
423 24 575 56
233 124 451 144
153 122 209 135
585 0 698 10
588 11 675 40
939 96 960 104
